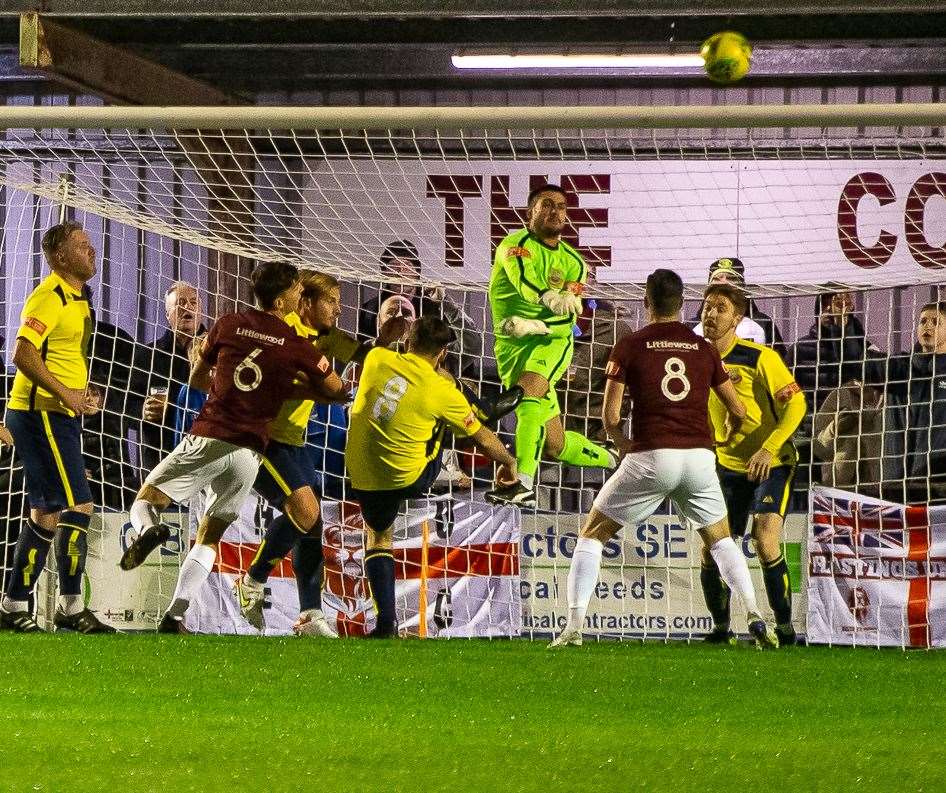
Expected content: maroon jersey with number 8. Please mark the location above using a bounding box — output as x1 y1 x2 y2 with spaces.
606 321 728 453
190 309 331 452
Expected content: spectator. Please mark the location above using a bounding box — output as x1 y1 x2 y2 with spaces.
84 319 138 509
564 300 632 443
692 257 786 357
376 295 416 347
884 301 946 503
357 240 483 377
791 289 884 414
129 281 205 478
811 380 886 496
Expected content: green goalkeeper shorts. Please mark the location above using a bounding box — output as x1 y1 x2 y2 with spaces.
494 334 574 416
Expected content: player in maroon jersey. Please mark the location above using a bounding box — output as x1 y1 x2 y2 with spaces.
549 269 777 649
119 261 348 633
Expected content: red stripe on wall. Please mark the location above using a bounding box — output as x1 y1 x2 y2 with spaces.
213 540 519 580
906 506 931 648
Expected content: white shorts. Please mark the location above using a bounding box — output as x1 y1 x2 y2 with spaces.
593 447 727 530
145 435 262 524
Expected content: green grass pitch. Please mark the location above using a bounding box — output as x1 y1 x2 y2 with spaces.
1 634 943 792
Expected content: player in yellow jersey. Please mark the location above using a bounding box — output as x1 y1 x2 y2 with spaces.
699 283 807 647
346 315 518 638
0 222 114 633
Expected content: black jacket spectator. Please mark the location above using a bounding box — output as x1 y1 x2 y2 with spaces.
791 311 882 413
129 325 205 478
357 240 484 378
883 352 946 503
564 301 631 442
84 319 138 509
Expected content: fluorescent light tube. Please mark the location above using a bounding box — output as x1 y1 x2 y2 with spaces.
451 53 705 70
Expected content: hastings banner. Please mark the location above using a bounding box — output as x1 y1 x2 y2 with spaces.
185 493 521 638
807 485 944 648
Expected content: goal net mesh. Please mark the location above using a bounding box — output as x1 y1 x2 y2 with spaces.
1 116 944 645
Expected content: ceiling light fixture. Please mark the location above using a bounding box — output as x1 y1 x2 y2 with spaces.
451 53 705 70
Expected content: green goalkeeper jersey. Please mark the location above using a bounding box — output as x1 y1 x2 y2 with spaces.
489 229 587 339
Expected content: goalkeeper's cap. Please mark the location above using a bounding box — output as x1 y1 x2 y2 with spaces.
708 257 745 284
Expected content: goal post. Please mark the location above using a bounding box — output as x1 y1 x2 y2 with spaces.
0 102 944 646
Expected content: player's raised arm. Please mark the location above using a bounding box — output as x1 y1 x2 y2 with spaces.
470 425 518 486
758 351 807 457
601 377 629 452
291 341 350 404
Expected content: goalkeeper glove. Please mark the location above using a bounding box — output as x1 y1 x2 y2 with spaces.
501 316 551 338
540 289 582 317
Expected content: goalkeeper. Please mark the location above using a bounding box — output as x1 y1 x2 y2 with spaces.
486 184 616 507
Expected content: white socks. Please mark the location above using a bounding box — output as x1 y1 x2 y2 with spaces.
1 596 27 613
709 536 759 616
565 537 603 632
58 594 83 616
167 543 216 618
130 499 161 541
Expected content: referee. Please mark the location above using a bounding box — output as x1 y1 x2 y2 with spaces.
0 221 113 633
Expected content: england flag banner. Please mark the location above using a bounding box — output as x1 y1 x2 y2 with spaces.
807 486 945 648
186 493 521 638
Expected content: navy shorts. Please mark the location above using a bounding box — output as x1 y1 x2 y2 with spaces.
6 408 92 511
254 441 321 511
350 452 443 534
717 464 795 537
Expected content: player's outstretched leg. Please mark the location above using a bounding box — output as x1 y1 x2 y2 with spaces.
699 518 777 650
291 531 336 638
237 513 305 630
549 509 619 649
488 372 615 508
551 427 617 472
121 487 173 571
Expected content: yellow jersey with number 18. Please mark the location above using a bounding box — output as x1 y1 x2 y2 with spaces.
346 347 481 491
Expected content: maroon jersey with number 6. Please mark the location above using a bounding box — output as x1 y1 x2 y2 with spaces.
606 321 728 453
190 309 331 452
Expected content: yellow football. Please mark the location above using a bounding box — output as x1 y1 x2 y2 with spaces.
701 31 752 84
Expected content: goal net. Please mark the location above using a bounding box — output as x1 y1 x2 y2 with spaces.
1 104 945 646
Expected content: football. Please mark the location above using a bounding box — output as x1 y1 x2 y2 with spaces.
701 31 753 84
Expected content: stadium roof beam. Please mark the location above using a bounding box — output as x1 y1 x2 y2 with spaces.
0 0 940 16
18 13 253 314
17 12 233 105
